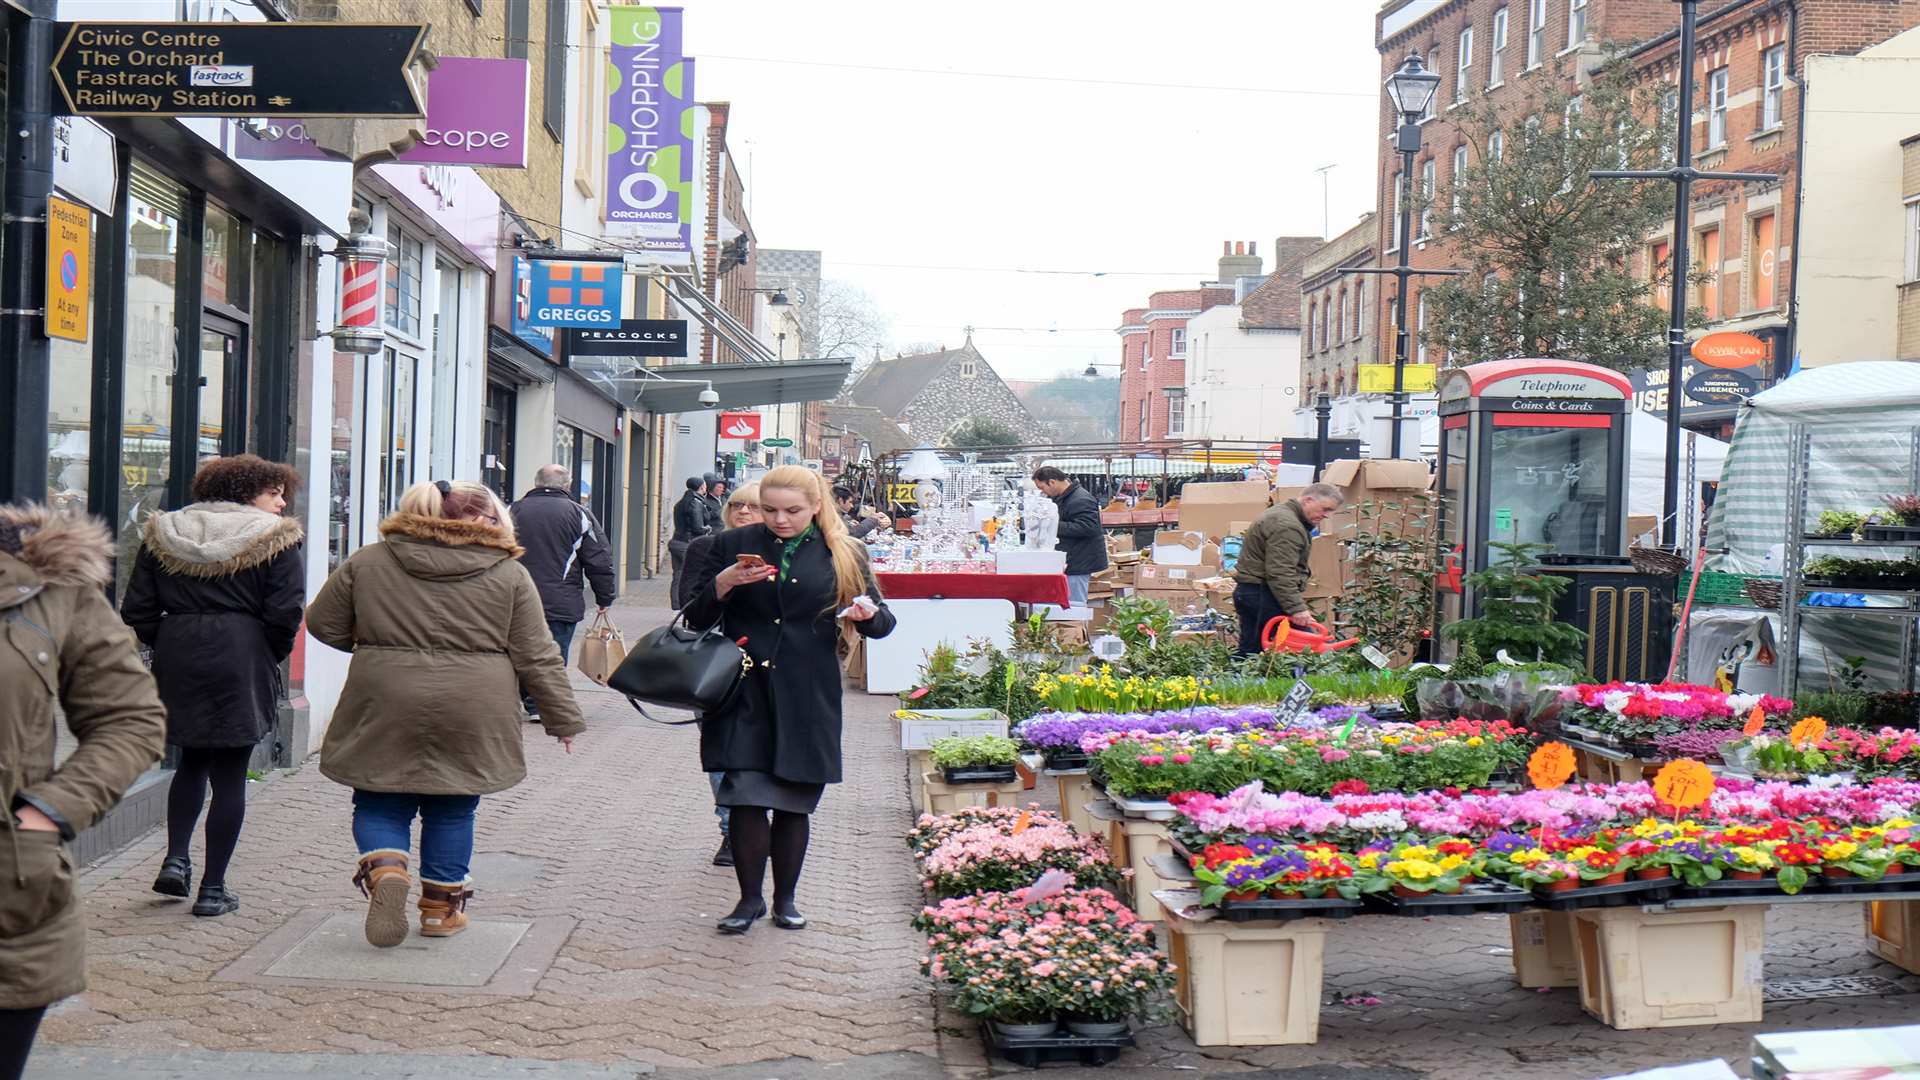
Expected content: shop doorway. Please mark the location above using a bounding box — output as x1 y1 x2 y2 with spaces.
199 314 249 462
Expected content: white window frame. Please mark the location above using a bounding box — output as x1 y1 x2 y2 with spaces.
1905 198 1920 284
1387 176 1403 253
1660 88 1680 164
1490 129 1505 162
1451 144 1469 220
1419 159 1436 240
1456 26 1473 103
1762 45 1786 130
1567 0 1587 50
1166 389 1186 436
1708 68 1729 149
1490 8 1508 86
1169 327 1188 357
1526 0 1547 69
1423 52 1440 121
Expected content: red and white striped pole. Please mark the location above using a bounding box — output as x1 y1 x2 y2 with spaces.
330 212 390 354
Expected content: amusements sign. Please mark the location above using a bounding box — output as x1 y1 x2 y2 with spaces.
604 6 696 253
51 23 425 117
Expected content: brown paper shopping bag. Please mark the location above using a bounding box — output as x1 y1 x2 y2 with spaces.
577 612 627 685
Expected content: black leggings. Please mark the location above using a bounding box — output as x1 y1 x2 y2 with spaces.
166 745 254 888
0 1005 46 1080
727 807 810 917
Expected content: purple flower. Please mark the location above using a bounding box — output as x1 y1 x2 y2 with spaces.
1015 705 1347 751
1484 832 1531 855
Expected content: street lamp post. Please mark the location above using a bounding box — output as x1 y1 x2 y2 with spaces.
1345 52 1462 459
1591 0 1774 548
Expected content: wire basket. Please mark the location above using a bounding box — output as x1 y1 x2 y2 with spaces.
1628 545 1690 577
1743 578 1783 609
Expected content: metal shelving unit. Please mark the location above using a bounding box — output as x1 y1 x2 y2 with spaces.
1777 421 1920 697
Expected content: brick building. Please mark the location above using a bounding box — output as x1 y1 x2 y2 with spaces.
701 103 758 365
1114 244 1253 443
1373 0 1920 377
1298 213 1382 396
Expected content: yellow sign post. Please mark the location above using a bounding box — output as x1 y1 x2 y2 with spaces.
1356 364 1438 394
46 196 90 342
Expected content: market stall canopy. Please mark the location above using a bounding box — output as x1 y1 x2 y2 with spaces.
575 358 853 414
1627 409 1727 518
1743 359 1920 423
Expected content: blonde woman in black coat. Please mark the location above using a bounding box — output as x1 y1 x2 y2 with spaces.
683 466 894 934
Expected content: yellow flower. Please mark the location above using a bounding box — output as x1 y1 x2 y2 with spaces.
1511 849 1548 866
1466 736 1484 747
1437 854 1466 871
1823 840 1860 861
1357 851 1382 869
1396 845 1435 861
1381 735 1402 746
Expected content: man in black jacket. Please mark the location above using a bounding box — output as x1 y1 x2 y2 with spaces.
669 476 710 608
1032 465 1107 607
511 464 618 716
702 473 727 533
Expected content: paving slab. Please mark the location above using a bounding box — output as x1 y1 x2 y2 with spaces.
261 912 530 985
25 1048 652 1078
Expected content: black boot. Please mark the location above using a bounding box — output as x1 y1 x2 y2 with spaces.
153 856 192 898
191 884 239 917
712 836 733 867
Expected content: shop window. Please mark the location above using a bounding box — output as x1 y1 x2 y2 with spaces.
119 160 185 597
483 382 517 502
329 354 356 570
1750 212 1777 311
431 260 461 478
48 211 96 515
553 423 577 484
1696 226 1721 319
384 222 424 338
378 347 418 514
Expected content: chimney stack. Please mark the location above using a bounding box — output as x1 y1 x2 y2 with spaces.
1217 240 1263 285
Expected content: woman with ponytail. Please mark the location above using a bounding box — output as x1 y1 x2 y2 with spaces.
682 465 895 934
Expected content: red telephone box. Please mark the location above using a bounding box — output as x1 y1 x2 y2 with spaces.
1434 359 1632 627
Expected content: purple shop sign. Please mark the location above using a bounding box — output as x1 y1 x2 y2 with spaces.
604 6 695 253
368 161 503 271
396 57 529 169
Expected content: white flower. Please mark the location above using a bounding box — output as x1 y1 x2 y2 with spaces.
1600 690 1632 715
1727 693 1762 714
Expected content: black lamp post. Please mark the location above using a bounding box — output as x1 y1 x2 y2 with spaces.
1346 51 1462 458
1591 0 1774 547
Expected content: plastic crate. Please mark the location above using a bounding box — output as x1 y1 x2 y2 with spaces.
1573 905 1766 1029
1510 911 1580 988
1867 900 1920 975
1165 910 1330 1046
1108 816 1176 921
1679 569 1771 608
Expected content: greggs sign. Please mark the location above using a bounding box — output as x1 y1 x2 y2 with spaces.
1690 331 1769 370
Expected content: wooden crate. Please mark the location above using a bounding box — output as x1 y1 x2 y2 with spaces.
1573 905 1766 1029
1867 900 1920 975
1053 772 1096 838
1107 816 1176 921
1510 911 1580 989
1165 911 1330 1046
919 772 1025 816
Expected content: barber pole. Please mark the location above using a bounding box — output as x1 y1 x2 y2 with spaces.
330 225 392 354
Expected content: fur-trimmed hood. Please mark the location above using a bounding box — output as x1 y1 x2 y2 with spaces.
0 503 113 590
377 512 524 583
143 502 304 578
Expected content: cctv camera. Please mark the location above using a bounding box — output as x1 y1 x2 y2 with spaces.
698 386 720 408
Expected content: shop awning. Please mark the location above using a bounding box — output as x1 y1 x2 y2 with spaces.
572 357 854 414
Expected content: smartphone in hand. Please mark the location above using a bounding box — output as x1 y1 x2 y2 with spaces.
736 553 767 569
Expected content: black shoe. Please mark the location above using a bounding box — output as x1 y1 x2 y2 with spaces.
772 901 807 931
523 701 541 723
153 856 192 898
717 900 765 935
712 838 734 867
191 884 239 917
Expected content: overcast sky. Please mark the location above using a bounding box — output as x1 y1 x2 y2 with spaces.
687 2 1385 381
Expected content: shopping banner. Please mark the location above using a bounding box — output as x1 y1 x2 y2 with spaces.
604 6 695 254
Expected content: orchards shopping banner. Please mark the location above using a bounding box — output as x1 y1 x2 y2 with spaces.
605 6 696 254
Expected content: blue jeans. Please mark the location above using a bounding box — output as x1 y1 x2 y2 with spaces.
1066 574 1091 607
522 619 577 710
352 790 481 886
708 771 730 835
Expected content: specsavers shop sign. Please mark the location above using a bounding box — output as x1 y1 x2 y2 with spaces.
603 6 696 253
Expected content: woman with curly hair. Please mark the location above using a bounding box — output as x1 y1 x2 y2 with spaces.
121 454 305 918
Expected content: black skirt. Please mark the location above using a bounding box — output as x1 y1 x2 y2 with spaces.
715 770 825 814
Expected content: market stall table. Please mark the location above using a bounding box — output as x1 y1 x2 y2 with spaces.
875 571 1070 607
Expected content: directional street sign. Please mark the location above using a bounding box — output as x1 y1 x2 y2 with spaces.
51 22 426 118
763 438 794 448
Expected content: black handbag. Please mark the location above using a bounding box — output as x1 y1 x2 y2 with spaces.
606 616 750 724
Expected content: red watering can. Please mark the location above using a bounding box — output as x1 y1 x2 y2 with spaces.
1260 615 1362 654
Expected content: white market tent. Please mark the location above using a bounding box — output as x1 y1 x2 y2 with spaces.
1705 361 1920 691
1626 409 1728 551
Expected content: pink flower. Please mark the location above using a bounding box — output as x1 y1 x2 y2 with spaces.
1032 961 1057 976
1171 753 1193 765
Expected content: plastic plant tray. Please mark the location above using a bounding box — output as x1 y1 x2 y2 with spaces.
941 764 1019 784
1041 750 1091 772
1679 877 1793 899
1106 792 1181 821
980 1023 1132 1068
1529 876 1677 911
1367 882 1535 917
1815 873 1918 895
1214 895 1363 922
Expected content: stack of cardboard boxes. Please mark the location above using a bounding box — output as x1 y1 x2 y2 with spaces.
1308 459 1435 621
1132 531 1233 614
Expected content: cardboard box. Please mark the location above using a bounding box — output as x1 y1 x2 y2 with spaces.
1304 534 1344 599
1177 479 1272 544
1107 534 1136 555
1319 458 1433 538
1135 588 1217 613
893 708 1011 751
1151 530 1222 566
1136 562 1222 589
1627 514 1658 546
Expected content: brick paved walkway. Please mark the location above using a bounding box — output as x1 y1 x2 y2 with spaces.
37 580 1920 1078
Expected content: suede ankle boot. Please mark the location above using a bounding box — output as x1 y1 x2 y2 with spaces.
353 851 412 948
418 881 472 938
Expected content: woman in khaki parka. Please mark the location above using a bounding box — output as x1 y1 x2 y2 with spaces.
305 481 584 949
1 506 166 1080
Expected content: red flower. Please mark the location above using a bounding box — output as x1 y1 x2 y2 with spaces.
1330 779 1371 796
1774 843 1821 866
1584 851 1621 870
1201 843 1253 869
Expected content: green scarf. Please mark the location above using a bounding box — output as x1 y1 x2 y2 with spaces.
778 524 816 583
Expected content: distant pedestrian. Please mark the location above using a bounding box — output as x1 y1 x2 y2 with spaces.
1031 465 1107 607
121 454 306 918
677 481 761 867
704 474 728 532
510 464 617 719
668 477 710 607
306 480 585 948
1 506 165 1080
833 485 888 539
684 466 895 934
1233 482 1344 656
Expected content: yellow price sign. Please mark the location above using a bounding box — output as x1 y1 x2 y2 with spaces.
1527 742 1576 791
1652 759 1715 811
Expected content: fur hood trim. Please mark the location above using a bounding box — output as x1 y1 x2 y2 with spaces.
143 502 304 578
0 503 114 588
379 513 524 557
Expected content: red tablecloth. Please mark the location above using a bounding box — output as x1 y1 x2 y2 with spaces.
874 572 1070 606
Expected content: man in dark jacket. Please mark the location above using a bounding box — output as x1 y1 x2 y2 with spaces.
1032 465 1107 607
1232 482 1344 656
669 476 710 607
834 485 889 539
511 465 617 715
703 473 727 533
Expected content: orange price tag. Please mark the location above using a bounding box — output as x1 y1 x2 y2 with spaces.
1527 742 1576 791
1652 759 1715 811
1742 705 1765 738
1011 810 1034 835
1790 716 1828 750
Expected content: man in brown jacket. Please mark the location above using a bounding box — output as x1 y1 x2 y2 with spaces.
1232 482 1345 656
1 506 167 1075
